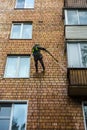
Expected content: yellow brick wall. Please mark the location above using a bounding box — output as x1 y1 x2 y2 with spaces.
0 0 85 130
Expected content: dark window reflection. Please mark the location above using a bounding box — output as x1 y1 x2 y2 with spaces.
0 104 11 117
81 44 87 67
12 104 27 130
0 119 10 130
84 105 87 129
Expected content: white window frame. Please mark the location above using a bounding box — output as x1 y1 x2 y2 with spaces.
4 55 30 78
0 100 28 130
65 10 87 25
67 43 87 68
10 23 32 39
15 0 34 9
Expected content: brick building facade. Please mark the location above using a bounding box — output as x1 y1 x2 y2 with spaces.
0 0 87 130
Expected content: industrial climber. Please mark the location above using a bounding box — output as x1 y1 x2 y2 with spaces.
32 44 46 73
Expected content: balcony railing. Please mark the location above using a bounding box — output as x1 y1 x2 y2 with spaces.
67 68 87 96
64 0 87 8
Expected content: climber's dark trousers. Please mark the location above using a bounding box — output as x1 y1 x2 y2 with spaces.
34 58 45 72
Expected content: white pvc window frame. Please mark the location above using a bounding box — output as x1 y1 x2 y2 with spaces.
15 0 35 9
4 55 30 78
10 23 32 39
0 100 28 130
65 10 87 25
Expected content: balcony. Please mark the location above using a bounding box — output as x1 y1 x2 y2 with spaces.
67 68 87 96
64 0 87 8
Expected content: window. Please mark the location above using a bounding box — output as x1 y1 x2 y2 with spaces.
83 103 87 130
67 43 87 67
65 10 87 25
10 23 32 39
4 55 30 78
0 102 27 130
15 0 34 8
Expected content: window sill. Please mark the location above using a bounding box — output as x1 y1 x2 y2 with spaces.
14 8 34 10
10 38 32 40
3 77 30 79
65 24 87 26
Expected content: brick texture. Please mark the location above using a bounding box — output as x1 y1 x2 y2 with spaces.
0 0 85 130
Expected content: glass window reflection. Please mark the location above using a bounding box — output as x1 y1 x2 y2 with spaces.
84 104 87 129
81 44 87 67
19 57 30 77
12 104 27 130
0 120 10 130
22 24 32 39
11 24 21 39
11 23 32 39
5 57 18 77
66 10 87 25
25 0 34 8
0 104 11 117
67 10 78 25
67 43 81 67
16 0 25 8
67 43 87 68
79 11 87 24
4 56 30 78
16 0 34 8
0 102 27 130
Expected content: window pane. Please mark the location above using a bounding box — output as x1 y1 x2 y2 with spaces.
79 11 87 24
84 104 87 129
19 57 30 77
0 104 11 117
12 104 27 130
22 24 32 39
25 0 34 8
16 0 25 8
67 10 78 25
5 57 17 77
11 24 21 39
67 44 81 67
0 119 10 130
80 44 87 67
